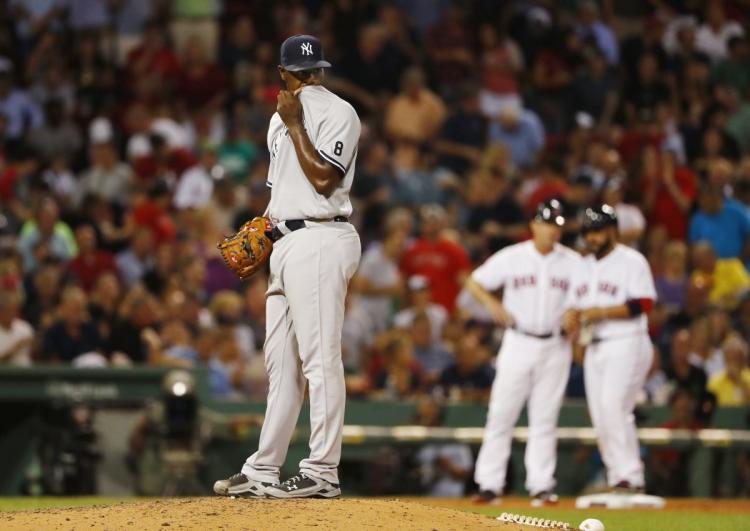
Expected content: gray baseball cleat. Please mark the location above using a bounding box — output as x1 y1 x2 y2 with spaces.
213 473 274 498
611 481 645 494
473 489 502 505
531 490 559 507
264 472 341 499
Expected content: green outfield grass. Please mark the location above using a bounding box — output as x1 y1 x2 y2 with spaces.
0 497 132 512
471 507 748 531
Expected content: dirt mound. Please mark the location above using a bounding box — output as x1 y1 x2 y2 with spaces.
0 497 508 530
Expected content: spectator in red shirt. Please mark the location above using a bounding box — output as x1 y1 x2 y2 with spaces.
424 6 475 93
642 146 698 240
400 204 471 313
66 224 119 293
616 110 665 166
132 133 196 185
176 35 227 112
0 155 19 204
126 22 181 91
0 148 38 223
130 180 177 245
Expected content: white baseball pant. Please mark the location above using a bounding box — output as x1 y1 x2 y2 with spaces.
583 334 653 487
474 330 572 495
241 222 361 485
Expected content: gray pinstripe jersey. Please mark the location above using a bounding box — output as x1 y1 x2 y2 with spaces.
265 85 360 222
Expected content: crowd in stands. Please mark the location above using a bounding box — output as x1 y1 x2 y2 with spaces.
0 0 749 441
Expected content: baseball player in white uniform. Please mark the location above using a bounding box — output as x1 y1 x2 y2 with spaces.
214 34 361 499
563 205 656 492
467 200 580 505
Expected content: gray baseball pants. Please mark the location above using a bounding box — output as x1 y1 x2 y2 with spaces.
242 221 361 484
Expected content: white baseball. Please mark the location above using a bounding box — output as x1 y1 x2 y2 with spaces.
579 518 605 531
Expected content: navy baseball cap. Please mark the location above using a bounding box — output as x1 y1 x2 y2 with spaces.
534 199 565 227
581 204 618 233
280 34 332 72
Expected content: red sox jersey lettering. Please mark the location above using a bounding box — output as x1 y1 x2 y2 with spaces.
512 275 536 289
510 275 570 291
472 240 581 335
598 282 618 297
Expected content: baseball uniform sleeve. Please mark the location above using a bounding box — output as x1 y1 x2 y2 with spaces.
627 253 657 300
315 102 360 174
471 250 509 291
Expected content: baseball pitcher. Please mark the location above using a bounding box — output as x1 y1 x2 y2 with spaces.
214 34 361 499
563 205 656 492
467 200 580 506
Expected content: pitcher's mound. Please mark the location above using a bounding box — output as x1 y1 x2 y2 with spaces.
1 497 506 530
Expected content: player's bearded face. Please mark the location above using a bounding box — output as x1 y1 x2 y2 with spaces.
584 228 614 257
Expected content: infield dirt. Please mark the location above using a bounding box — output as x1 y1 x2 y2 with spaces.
0 497 507 530
3 496 749 530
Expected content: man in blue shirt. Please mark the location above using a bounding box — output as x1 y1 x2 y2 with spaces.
0 59 43 143
689 184 750 260
487 105 545 169
438 326 495 400
575 1 619 66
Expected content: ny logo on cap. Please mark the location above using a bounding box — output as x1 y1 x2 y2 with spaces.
300 42 313 56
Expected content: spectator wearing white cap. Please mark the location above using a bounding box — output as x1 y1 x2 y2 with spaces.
393 275 448 345
602 178 646 248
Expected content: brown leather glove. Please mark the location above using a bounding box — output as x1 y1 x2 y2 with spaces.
217 217 273 280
